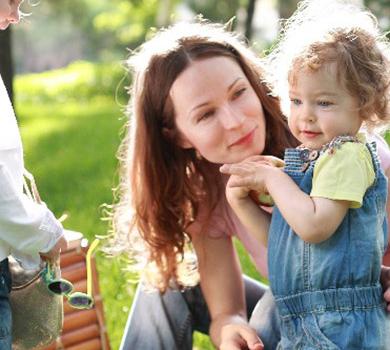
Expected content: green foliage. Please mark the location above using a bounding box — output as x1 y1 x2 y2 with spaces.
93 0 160 49
385 130 390 144
16 96 132 350
186 0 241 23
14 60 129 104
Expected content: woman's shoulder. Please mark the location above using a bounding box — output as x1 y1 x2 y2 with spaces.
185 198 234 239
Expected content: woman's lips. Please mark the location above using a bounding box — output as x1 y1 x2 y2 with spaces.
230 127 256 147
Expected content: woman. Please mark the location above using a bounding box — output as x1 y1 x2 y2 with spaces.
112 20 390 350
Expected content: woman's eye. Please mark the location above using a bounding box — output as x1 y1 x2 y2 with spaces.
198 110 215 122
232 88 246 99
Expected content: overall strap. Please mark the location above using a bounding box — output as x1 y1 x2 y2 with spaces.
365 141 381 175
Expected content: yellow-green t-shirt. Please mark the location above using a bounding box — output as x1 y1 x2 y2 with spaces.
310 139 375 208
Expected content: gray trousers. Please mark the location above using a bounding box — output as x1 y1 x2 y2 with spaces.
119 275 280 350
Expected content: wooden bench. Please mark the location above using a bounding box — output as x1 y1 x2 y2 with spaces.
42 230 110 350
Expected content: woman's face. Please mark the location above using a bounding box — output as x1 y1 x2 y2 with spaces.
0 0 23 30
170 56 266 164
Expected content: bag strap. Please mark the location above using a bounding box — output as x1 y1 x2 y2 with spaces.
23 169 42 204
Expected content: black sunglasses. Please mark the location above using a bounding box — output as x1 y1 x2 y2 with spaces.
43 239 99 310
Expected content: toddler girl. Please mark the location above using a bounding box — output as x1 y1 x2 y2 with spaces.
221 0 390 347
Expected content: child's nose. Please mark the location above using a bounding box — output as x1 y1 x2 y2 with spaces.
301 105 316 122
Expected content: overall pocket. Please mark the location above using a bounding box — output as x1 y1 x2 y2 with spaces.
301 313 340 350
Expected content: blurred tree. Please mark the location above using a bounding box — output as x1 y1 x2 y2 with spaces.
44 0 112 60
277 0 299 19
0 28 14 102
44 0 90 23
186 0 241 23
365 0 390 33
245 0 257 39
93 0 165 54
157 0 175 26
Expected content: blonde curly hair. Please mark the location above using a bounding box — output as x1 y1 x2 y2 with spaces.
266 0 390 131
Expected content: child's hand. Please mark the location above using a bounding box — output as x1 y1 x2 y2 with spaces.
220 323 264 350
224 173 251 204
220 156 282 193
40 235 68 262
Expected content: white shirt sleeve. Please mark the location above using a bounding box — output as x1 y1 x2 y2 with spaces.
0 77 22 151
0 76 63 269
0 162 63 256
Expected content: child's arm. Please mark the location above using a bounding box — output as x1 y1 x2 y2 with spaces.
265 167 349 243
221 161 349 244
224 171 271 247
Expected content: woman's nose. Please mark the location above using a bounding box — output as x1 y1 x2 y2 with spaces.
220 105 244 129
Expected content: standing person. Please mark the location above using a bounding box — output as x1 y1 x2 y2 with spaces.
0 1 67 349
112 19 390 350
221 0 390 348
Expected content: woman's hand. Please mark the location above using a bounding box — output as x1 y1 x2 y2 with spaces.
220 323 264 350
224 173 252 204
380 265 390 311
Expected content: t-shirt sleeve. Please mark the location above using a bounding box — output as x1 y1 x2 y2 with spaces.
310 142 375 208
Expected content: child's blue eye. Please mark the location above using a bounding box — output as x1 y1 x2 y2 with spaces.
290 98 301 106
318 101 332 107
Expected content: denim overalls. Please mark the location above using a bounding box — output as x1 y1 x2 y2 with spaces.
0 258 11 350
268 140 388 349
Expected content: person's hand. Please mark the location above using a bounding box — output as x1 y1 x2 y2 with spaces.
380 265 390 311
220 158 279 194
219 323 264 350
40 235 68 262
224 172 252 204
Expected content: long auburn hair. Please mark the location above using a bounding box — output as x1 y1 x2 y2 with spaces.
112 21 298 292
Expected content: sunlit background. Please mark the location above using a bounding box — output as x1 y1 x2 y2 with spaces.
0 0 389 349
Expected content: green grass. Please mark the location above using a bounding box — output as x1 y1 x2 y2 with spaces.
16 98 134 350
16 82 263 350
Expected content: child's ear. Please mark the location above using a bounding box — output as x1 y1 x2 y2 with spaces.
162 127 193 149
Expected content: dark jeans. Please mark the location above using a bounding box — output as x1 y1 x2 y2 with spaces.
120 275 280 350
0 259 11 350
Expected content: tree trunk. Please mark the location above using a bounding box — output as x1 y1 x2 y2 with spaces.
245 0 257 40
0 27 14 103
156 0 172 27
277 0 299 19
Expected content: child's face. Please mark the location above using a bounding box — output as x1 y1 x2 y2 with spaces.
288 63 362 150
0 0 23 30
